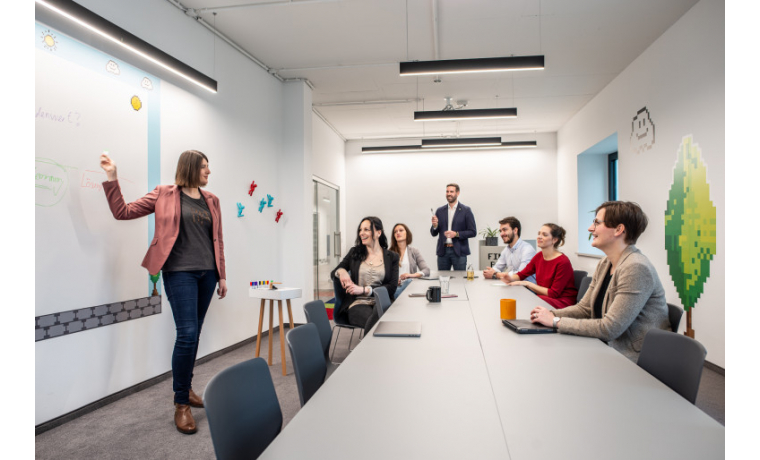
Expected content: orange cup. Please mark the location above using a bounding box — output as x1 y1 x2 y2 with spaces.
500 299 516 320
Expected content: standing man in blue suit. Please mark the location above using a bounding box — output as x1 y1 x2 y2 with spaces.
431 183 477 271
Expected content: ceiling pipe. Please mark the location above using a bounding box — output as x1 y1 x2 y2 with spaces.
432 0 439 61
165 0 283 81
195 0 340 13
312 108 347 141
314 99 421 107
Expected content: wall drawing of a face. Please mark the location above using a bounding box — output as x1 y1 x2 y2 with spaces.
631 107 655 153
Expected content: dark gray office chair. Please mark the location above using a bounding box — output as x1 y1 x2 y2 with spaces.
304 300 340 377
203 358 283 460
303 300 333 361
667 303 684 333
576 276 592 303
637 328 707 404
573 270 588 293
373 286 392 319
330 276 364 360
286 323 327 407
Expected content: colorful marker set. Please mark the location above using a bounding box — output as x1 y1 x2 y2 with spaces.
250 281 274 289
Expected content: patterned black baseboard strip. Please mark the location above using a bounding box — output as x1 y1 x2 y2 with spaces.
35 296 162 342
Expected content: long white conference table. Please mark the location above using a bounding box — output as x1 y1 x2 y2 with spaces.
260 273 725 459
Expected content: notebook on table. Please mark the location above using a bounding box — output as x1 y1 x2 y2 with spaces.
373 321 422 337
502 319 556 334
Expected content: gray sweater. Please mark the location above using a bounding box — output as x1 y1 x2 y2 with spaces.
553 245 670 361
399 246 431 277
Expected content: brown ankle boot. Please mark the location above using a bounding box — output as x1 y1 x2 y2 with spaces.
188 388 204 408
174 403 197 434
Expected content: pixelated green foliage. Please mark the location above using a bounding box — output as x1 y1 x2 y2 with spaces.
664 136 716 310
149 272 161 283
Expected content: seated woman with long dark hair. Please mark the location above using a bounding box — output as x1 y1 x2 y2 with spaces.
501 223 578 309
331 216 399 334
529 202 670 361
389 223 430 298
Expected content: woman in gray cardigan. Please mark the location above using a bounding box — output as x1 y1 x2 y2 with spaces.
390 223 431 297
529 202 670 361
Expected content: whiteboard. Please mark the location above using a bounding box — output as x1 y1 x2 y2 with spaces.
35 23 161 317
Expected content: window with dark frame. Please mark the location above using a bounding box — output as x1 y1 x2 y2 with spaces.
608 152 619 201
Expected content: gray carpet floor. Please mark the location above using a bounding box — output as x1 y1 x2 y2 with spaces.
36 325 724 459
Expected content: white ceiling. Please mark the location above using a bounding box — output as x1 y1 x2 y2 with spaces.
175 0 700 141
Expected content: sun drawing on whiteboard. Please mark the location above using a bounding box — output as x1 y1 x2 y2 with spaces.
41 30 58 51
131 96 142 111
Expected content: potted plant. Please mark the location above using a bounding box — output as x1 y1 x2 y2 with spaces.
479 227 499 246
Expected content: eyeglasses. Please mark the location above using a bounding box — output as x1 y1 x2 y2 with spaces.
591 219 606 229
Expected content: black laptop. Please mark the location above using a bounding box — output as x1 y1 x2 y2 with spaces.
502 319 556 334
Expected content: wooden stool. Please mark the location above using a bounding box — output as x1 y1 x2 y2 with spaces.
249 287 301 375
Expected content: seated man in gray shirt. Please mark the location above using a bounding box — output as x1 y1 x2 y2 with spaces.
483 216 536 283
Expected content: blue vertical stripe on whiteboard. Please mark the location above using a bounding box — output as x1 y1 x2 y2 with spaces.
147 80 161 294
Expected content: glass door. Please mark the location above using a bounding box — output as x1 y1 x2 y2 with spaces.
313 179 340 303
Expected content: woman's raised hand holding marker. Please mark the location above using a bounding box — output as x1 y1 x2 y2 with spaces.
99 151 118 181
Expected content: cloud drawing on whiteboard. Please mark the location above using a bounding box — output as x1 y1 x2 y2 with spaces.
141 77 154 90
131 96 142 111
106 60 121 75
630 107 655 154
41 30 58 52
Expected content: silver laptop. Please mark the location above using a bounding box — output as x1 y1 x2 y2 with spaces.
502 319 556 334
373 321 422 337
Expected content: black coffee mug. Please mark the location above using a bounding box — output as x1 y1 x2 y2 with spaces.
426 286 442 303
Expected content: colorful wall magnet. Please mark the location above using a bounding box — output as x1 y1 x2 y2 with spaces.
248 181 257 196
275 209 283 223
236 202 245 217
266 194 274 207
258 198 266 212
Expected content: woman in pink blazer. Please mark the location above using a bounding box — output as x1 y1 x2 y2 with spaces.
100 150 226 435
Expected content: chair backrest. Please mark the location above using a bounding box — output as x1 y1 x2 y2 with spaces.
573 270 588 292
286 323 327 407
204 357 283 460
304 300 332 360
577 276 592 303
667 303 684 333
373 286 392 319
637 328 707 404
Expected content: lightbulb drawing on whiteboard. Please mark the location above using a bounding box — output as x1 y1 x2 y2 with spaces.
41 30 58 52
131 96 142 111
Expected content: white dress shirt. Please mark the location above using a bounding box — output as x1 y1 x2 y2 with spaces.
446 201 457 244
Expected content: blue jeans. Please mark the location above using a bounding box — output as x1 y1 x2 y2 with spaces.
395 278 413 297
437 246 467 271
163 270 218 404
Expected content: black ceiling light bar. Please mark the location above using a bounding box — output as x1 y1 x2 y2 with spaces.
36 0 218 93
361 140 537 153
422 137 502 148
400 55 545 76
414 107 517 122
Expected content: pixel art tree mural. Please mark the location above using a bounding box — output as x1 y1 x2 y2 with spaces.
664 135 716 338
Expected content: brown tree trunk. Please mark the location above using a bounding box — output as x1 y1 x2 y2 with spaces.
684 308 695 338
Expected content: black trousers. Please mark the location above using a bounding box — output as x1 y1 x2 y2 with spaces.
347 304 380 335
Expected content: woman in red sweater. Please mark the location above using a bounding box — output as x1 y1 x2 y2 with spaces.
501 223 577 309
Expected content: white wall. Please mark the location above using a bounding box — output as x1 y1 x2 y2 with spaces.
345 133 559 271
312 113 347 256
278 81 313 323
35 0 293 424
556 0 724 366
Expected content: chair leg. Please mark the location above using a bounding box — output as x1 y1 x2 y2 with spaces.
330 327 341 361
